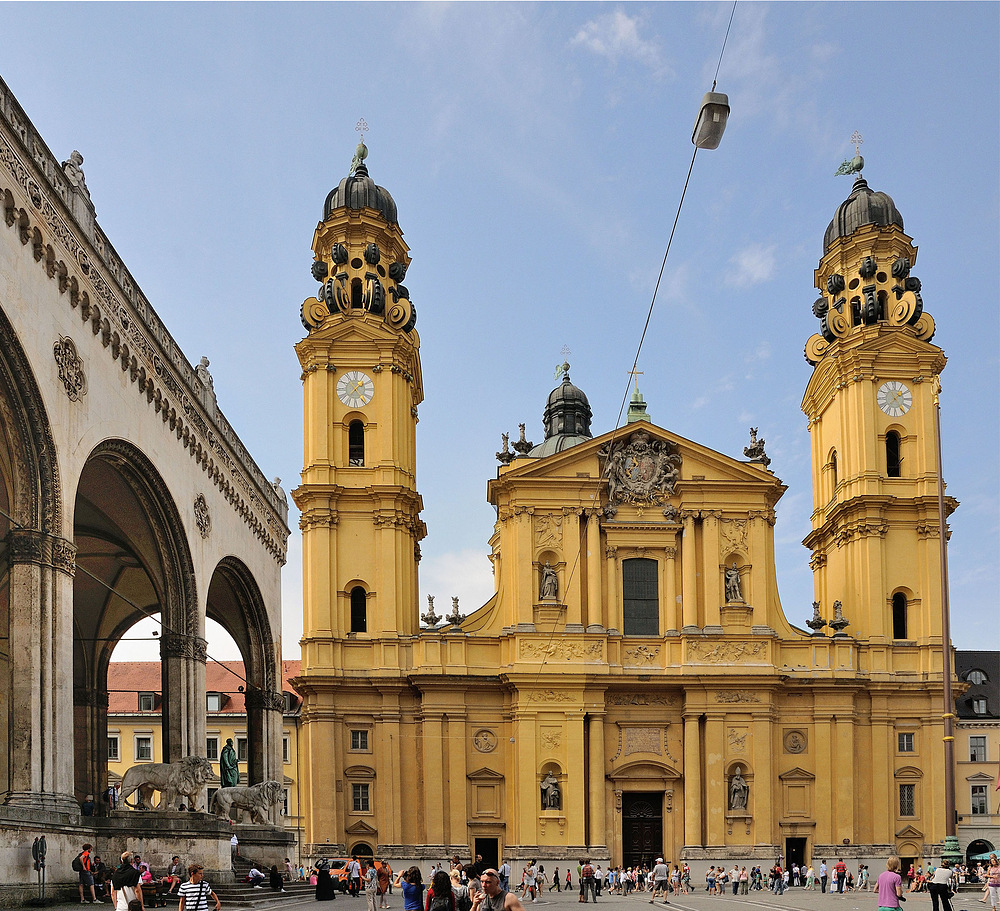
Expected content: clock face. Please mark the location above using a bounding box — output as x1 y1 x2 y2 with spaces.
876 381 912 417
337 371 374 408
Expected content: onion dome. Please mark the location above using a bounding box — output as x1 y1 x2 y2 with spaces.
528 364 593 458
823 176 903 253
323 159 398 225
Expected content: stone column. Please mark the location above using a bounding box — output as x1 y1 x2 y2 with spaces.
587 514 603 629
245 685 285 819
587 710 607 849
604 547 618 632
663 543 678 632
4 529 78 812
703 512 722 630
160 631 207 768
704 714 726 845
682 713 703 849
681 514 699 631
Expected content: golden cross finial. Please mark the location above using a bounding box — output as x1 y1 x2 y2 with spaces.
628 367 644 392
850 131 863 156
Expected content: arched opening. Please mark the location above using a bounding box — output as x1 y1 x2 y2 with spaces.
349 421 365 466
352 842 374 858
351 278 363 308
73 441 198 806
892 592 908 639
829 450 839 497
350 586 367 633
622 558 658 636
0 303 64 806
886 431 901 477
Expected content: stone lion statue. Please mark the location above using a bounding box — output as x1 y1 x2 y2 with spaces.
211 778 283 825
120 755 214 811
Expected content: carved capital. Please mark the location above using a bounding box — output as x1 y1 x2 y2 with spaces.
74 686 109 708
663 546 677 559
51 536 77 576
5 528 46 565
160 632 208 663
605 545 618 559
245 687 285 713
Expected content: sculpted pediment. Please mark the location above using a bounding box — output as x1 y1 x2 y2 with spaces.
346 819 378 835
895 824 924 839
467 767 505 782
778 767 815 781
343 764 376 779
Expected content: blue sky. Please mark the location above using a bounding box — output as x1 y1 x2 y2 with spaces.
2 2 996 659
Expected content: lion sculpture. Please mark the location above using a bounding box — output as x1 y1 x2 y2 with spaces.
120 755 214 811
211 779 283 825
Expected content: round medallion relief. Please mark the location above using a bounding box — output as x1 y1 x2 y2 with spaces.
783 730 806 754
473 729 497 752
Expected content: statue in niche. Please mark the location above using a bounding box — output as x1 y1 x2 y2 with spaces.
729 766 749 812
219 737 240 789
540 771 561 810
724 562 743 602
539 562 558 601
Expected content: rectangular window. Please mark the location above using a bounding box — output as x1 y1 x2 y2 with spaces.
352 783 370 813
350 730 369 751
283 735 290 764
622 558 659 636
236 737 248 762
971 785 988 815
898 732 914 753
970 736 987 762
107 735 120 762
899 783 915 817
135 735 153 762
207 787 218 808
282 788 290 817
206 736 219 761
206 693 222 712
972 698 988 714
283 692 296 713
138 692 155 712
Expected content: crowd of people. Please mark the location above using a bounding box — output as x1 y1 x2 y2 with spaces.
73 844 220 911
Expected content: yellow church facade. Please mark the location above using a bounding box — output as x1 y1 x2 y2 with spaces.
292 149 955 872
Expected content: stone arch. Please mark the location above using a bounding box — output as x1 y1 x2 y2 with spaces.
0 303 73 808
206 556 281 794
73 439 200 805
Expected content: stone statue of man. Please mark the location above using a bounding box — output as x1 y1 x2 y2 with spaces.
729 766 749 811
724 562 743 602
220 737 240 789
539 562 558 601
540 771 561 810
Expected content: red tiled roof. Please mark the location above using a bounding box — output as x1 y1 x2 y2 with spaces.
107 659 302 714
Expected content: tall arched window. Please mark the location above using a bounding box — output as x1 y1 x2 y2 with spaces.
349 420 365 466
622 558 658 636
351 277 363 308
830 451 838 494
350 586 367 633
886 431 901 477
892 592 908 639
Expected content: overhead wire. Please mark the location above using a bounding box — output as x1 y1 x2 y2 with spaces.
522 1 738 691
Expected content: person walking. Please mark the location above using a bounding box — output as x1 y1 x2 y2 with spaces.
820 860 829 894
581 860 597 903
349 856 363 897
77 843 98 904
553 868 561 893
875 856 904 911
111 852 142 911
805 865 816 890
986 854 1000 911
473 869 527 911
378 861 393 908
834 858 848 894
362 860 379 911
178 863 221 911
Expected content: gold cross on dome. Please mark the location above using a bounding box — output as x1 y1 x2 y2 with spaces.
628 367 644 392
850 131 863 155
356 118 369 141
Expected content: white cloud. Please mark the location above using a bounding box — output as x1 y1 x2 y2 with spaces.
726 243 777 287
570 10 666 75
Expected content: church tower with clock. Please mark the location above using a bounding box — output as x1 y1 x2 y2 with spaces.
801 168 954 646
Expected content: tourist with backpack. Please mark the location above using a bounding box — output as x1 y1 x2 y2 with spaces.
111 852 142 911
178 863 221 911
427 870 457 911
75 842 98 904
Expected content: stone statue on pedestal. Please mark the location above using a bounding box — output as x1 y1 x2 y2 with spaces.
729 766 749 811
540 771 561 810
220 737 240 789
539 562 558 601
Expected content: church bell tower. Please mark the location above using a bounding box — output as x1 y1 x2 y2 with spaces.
293 139 425 660
801 160 954 645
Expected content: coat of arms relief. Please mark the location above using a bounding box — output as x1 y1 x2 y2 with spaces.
599 430 682 507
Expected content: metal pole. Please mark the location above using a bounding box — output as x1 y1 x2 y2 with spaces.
933 378 961 862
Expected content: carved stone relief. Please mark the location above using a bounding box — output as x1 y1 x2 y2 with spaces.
473 729 497 753
727 727 748 753
194 493 212 538
535 513 563 549
540 729 562 751
527 690 572 703
521 641 602 661
624 727 663 757
783 730 807 754
716 691 761 704
53 336 86 401
599 430 682 506
720 518 748 555
607 692 677 706
623 645 660 664
687 640 766 663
